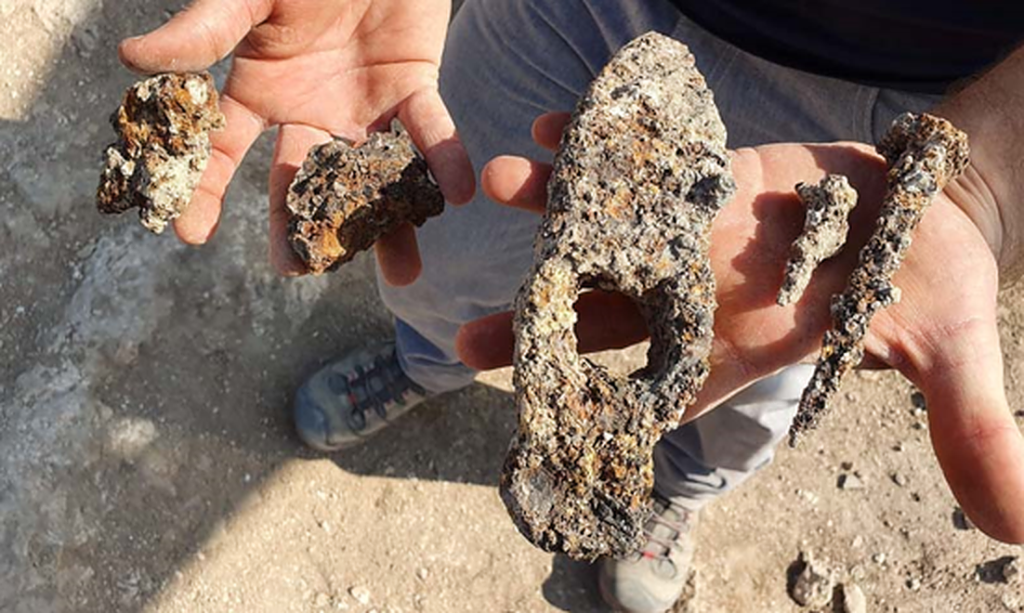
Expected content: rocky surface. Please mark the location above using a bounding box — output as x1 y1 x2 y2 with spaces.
504 32 735 560
3 3 1023 612
791 113 970 445
777 174 858 306
96 72 224 233
285 123 444 274
789 550 834 608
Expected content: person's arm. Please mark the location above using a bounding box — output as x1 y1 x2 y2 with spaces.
119 0 474 282
936 46 1024 284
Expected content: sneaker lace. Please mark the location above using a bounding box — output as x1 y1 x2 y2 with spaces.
342 349 426 426
641 497 693 562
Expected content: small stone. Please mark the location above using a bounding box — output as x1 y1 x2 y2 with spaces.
416 567 429 581
910 391 927 412
1001 593 1022 611
840 583 867 613
797 489 820 505
872 552 887 565
952 507 976 531
911 421 926 431
851 535 864 549
1002 557 1020 583
891 472 907 487
349 586 371 605
790 551 834 608
906 577 921 591
892 441 905 452
314 593 331 607
839 474 864 490
840 461 854 471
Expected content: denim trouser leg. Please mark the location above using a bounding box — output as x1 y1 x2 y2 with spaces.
379 0 938 505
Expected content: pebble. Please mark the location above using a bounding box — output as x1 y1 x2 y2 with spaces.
906 577 921 591
314 593 331 607
910 391 927 412
872 552 887 565
789 551 834 608
349 586 371 605
796 489 820 505
839 474 865 490
1003 557 1020 583
840 582 867 613
891 472 907 487
416 567 429 581
952 507 975 531
892 441 905 452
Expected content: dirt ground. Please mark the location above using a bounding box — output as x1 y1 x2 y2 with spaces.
1 1 1022 612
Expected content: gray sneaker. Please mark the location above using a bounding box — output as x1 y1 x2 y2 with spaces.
598 493 698 613
293 341 430 451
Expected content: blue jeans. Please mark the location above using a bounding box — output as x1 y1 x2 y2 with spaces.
380 0 937 509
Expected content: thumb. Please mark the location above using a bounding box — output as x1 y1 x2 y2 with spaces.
119 0 271 74
915 312 1024 543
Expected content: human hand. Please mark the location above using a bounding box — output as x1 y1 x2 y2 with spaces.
119 0 474 282
457 112 1024 543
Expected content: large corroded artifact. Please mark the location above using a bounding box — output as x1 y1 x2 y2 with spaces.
285 123 444 274
503 32 735 560
777 175 858 306
791 113 969 445
97 72 225 233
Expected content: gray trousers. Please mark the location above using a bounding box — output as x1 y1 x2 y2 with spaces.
379 0 937 509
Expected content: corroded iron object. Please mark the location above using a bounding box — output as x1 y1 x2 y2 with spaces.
285 123 444 274
503 32 735 560
777 175 859 306
791 113 969 446
97 73 225 234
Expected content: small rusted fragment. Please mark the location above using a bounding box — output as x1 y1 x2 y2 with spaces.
97 72 225 234
791 113 969 446
777 175 858 306
285 123 444 274
504 32 735 560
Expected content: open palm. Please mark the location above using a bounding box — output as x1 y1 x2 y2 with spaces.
120 0 473 281
459 112 1024 544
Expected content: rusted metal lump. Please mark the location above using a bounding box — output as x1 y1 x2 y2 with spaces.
285 123 444 274
791 113 969 445
777 175 858 307
97 72 225 234
503 32 735 560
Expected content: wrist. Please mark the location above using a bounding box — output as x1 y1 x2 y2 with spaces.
934 47 1024 284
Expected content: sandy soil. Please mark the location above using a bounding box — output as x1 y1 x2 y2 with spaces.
1 1 1021 612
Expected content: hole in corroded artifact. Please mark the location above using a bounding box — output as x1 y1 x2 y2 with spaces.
504 32 734 561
